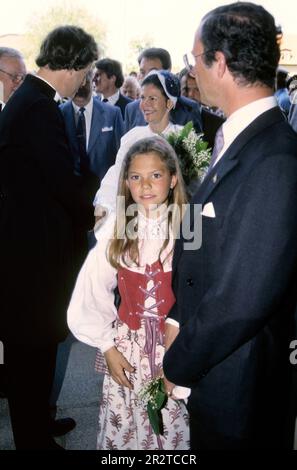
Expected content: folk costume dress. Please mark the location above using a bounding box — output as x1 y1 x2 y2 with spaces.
68 211 189 450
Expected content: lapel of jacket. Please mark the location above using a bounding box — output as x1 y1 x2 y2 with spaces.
88 99 103 154
172 106 285 275
63 102 79 154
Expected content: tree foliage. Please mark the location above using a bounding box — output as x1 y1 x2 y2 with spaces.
23 1 106 70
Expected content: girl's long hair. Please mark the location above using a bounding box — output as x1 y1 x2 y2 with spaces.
108 136 187 269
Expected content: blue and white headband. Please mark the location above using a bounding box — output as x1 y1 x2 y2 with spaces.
144 69 180 108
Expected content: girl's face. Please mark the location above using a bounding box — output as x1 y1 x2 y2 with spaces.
126 152 177 216
139 84 171 125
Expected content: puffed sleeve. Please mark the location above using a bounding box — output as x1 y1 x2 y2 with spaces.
67 214 118 352
93 127 149 212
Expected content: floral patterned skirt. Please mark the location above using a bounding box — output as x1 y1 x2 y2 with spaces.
96 319 190 450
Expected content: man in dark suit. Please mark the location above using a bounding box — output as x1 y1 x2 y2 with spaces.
0 48 27 399
163 2 297 450
124 47 203 134
93 58 132 119
0 26 98 449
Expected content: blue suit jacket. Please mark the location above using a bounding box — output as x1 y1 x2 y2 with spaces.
124 96 202 133
61 98 124 182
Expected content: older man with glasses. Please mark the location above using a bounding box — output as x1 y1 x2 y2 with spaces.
0 47 26 109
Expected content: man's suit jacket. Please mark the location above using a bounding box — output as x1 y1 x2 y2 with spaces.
0 74 96 346
124 95 202 134
61 98 124 182
164 106 297 449
114 93 133 119
201 106 225 149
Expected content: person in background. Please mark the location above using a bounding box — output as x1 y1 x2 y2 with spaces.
121 75 141 100
287 74 297 133
275 66 291 116
179 67 224 149
0 47 27 399
0 47 26 110
124 47 202 134
0 25 98 450
93 70 182 219
93 58 132 119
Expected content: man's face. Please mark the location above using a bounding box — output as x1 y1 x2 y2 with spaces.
73 72 93 107
192 29 215 107
93 69 113 95
0 56 26 103
64 65 92 99
138 57 163 83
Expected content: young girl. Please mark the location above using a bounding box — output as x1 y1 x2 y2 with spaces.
68 136 190 450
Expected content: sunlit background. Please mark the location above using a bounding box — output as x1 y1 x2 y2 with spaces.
0 0 297 73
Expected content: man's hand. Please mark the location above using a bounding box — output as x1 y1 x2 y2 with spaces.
164 322 179 351
104 346 135 389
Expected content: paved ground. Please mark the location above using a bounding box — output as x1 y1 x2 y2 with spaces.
1 334 296 450
0 334 103 450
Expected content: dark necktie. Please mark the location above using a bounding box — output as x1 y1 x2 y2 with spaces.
102 98 108 102
76 107 89 174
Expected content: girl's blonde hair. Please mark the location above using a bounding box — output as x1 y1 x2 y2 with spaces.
108 136 188 269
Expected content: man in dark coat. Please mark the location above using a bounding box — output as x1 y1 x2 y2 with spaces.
0 25 98 449
163 2 297 450
93 58 132 119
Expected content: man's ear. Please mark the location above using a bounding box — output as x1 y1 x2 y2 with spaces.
215 51 227 78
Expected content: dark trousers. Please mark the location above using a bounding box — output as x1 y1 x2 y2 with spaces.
5 343 58 449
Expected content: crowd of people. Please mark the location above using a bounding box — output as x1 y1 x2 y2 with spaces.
1 1 297 451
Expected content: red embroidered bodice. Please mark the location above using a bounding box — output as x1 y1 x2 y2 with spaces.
117 259 175 334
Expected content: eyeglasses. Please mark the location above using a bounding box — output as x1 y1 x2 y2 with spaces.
0 68 26 84
183 51 213 73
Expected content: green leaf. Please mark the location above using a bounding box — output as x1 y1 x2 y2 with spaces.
147 402 161 435
155 390 166 410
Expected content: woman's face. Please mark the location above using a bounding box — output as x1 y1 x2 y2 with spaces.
139 84 171 126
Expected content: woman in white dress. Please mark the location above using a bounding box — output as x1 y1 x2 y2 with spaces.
93 70 183 220
68 136 190 450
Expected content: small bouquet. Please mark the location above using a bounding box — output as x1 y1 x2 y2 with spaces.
138 376 167 435
166 121 211 186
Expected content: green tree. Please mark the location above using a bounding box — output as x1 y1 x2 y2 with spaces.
124 34 154 74
23 1 106 70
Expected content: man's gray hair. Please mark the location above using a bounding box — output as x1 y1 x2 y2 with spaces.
0 47 24 61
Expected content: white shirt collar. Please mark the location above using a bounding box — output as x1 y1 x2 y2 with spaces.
72 97 93 115
0 100 5 110
32 74 62 102
214 96 277 166
102 90 120 106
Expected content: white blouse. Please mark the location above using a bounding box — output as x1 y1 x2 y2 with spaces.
67 211 174 353
93 123 182 213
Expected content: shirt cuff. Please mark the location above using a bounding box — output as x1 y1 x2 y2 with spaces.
165 318 180 328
